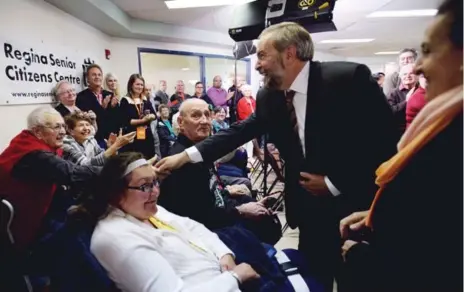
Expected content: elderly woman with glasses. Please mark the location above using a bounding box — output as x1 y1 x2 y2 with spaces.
339 0 463 290
54 80 98 132
72 152 260 292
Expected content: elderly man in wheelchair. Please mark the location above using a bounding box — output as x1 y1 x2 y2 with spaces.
0 106 100 291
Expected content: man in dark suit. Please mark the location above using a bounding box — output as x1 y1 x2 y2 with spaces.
155 22 396 289
76 64 119 144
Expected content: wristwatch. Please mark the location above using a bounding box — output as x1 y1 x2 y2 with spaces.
228 271 242 285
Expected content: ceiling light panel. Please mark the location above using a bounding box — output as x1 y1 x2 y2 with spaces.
367 9 437 18
319 38 375 44
165 0 256 9
375 51 400 55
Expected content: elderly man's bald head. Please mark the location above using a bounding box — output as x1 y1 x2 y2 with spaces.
178 98 211 143
179 98 208 116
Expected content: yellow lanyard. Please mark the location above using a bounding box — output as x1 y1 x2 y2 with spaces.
148 216 208 253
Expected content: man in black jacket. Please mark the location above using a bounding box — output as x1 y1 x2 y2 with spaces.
159 99 279 242
0 107 99 291
156 22 397 290
76 64 119 144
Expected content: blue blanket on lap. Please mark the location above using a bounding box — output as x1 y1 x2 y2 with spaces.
215 225 286 291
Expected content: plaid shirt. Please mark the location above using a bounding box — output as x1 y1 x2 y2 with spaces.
62 135 106 166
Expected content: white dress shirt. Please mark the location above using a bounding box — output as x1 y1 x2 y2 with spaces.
185 62 341 196
91 206 240 292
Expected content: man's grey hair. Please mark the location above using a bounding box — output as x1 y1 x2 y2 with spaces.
398 48 418 61
27 106 61 130
52 80 70 98
259 22 314 61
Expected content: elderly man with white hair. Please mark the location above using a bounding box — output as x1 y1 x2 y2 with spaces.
0 106 100 251
159 99 281 244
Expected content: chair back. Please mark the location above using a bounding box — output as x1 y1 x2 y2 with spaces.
0 198 14 244
0 198 33 292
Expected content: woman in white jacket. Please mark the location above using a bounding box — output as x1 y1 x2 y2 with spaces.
79 152 259 292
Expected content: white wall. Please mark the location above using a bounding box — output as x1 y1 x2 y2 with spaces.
0 0 237 150
0 0 112 149
109 38 234 93
345 56 398 74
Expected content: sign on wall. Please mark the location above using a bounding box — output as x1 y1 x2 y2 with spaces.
0 38 99 105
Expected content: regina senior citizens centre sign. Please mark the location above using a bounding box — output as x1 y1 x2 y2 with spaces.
0 39 99 105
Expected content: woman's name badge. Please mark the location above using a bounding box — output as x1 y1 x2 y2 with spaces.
136 126 146 140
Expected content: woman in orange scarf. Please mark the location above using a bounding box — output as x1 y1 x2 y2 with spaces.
339 0 463 290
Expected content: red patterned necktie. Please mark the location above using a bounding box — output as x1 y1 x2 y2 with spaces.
285 90 298 134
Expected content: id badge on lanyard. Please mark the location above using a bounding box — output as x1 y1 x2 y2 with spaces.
136 126 146 140
135 102 146 140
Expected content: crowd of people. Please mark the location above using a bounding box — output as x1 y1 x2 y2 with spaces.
0 0 462 291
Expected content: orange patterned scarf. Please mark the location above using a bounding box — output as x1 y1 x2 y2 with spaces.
366 86 463 227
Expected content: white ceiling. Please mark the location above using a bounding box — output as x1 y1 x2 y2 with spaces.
112 0 441 57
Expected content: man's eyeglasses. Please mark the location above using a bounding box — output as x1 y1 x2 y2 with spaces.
59 89 76 95
43 123 66 132
127 180 160 193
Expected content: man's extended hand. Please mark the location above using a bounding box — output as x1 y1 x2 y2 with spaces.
299 172 331 196
154 151 191 179
219 254 236 271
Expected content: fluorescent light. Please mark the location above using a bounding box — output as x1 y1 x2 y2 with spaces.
319 38 374 44
181 68 190 71
367 9 437 18
165 0 256 9
375 51 399 55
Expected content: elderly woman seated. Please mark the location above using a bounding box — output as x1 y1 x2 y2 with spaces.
80 152 260 291
63 111 136 166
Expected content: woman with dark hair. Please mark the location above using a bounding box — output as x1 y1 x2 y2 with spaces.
212 107 229 134
119 74 157 158
339 0 463 290
78 152 259 292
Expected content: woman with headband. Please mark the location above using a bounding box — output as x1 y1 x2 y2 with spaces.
75 152 260 292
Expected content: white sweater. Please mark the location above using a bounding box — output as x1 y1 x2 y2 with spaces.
91 206 241 292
